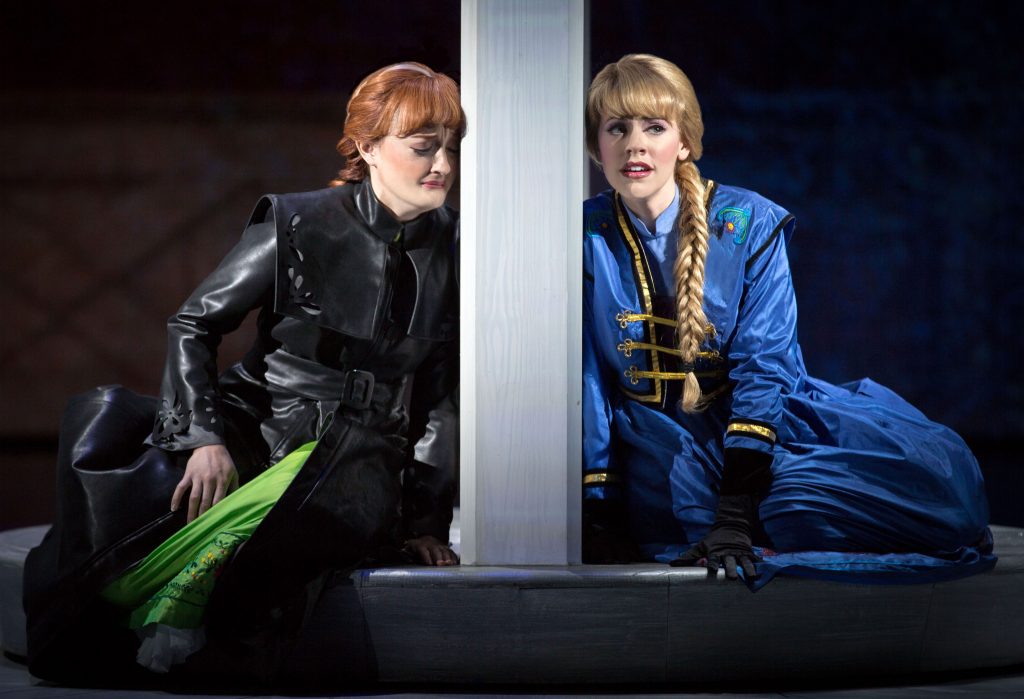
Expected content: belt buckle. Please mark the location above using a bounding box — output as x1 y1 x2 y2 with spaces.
341 369 375 410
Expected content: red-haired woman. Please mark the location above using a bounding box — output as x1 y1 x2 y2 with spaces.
25 62 464 680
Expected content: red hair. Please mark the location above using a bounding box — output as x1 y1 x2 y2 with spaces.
331 62 466 185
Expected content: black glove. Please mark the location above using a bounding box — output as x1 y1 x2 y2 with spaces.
671 491 760 579
671 447 773 580
583 498 644 563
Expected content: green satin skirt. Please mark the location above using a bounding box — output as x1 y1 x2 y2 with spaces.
100 441 316 631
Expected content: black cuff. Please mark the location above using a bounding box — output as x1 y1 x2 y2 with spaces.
721 447 773 496
401 460 455 540
583 497 628 533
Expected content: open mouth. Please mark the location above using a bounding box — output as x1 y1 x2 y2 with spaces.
621 163 652 179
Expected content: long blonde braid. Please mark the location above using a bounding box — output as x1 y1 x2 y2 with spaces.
673 160 710 413
585 54 709 411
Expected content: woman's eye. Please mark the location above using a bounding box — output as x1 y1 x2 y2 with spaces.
605 124 626 135
647 124 666 134
446 147 460 157
413 147 432 156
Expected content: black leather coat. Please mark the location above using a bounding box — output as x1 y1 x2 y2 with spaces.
24 179 459 681
155 178 458 492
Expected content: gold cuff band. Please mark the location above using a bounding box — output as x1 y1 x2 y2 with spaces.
726 422 777 443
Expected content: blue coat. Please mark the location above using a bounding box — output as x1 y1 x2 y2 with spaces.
583 183 993 584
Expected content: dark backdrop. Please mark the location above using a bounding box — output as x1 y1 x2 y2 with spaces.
1 0 1020 528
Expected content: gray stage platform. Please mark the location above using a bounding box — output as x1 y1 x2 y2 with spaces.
2 524 1023 687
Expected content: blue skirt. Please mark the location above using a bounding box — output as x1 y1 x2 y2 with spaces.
615 376 994 587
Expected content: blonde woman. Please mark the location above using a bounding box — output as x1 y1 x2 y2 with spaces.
582 54 991 584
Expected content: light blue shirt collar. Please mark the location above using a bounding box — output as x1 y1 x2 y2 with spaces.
623 186 679 238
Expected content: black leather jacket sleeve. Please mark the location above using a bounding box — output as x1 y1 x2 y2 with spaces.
150 221 277 451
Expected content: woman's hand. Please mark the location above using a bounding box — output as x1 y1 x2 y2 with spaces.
404 535 459 566
670 517 760 580
171 444 239 523
670 492 761 580
672 448 771 581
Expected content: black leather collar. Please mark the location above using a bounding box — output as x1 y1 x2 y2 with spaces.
354 177 446 249
250 183 457 340
354 178 403 243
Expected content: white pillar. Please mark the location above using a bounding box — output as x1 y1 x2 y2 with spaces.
460 0 587 564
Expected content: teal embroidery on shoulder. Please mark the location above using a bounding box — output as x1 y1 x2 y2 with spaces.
715 207 751 245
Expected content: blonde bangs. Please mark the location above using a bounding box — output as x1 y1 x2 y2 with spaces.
589 69 681 125
387 76 466 138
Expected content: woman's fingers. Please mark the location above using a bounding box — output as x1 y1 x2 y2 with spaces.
188 477 208 523
434 545 458 566
170 476 190 513
211 478 230 514
724 555 739 580
405 536 460 566
171 445 238 523
198 480 217 520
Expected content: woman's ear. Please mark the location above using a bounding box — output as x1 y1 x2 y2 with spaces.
356 140 378 167
677 141 691 162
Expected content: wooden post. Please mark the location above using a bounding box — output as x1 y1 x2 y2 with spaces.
460 0 587 564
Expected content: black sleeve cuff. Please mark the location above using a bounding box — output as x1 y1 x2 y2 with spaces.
401 460 456 540
721 447 774 496
583 497 629 533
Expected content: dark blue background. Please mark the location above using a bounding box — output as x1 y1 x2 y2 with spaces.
3 0 1021 523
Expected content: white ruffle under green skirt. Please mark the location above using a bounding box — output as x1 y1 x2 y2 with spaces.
99 441 316 672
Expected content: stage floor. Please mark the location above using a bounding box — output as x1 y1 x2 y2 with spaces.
2 521 1023 695
3 652 1024 698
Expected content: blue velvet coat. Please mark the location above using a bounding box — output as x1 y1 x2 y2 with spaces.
582 183 993 584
